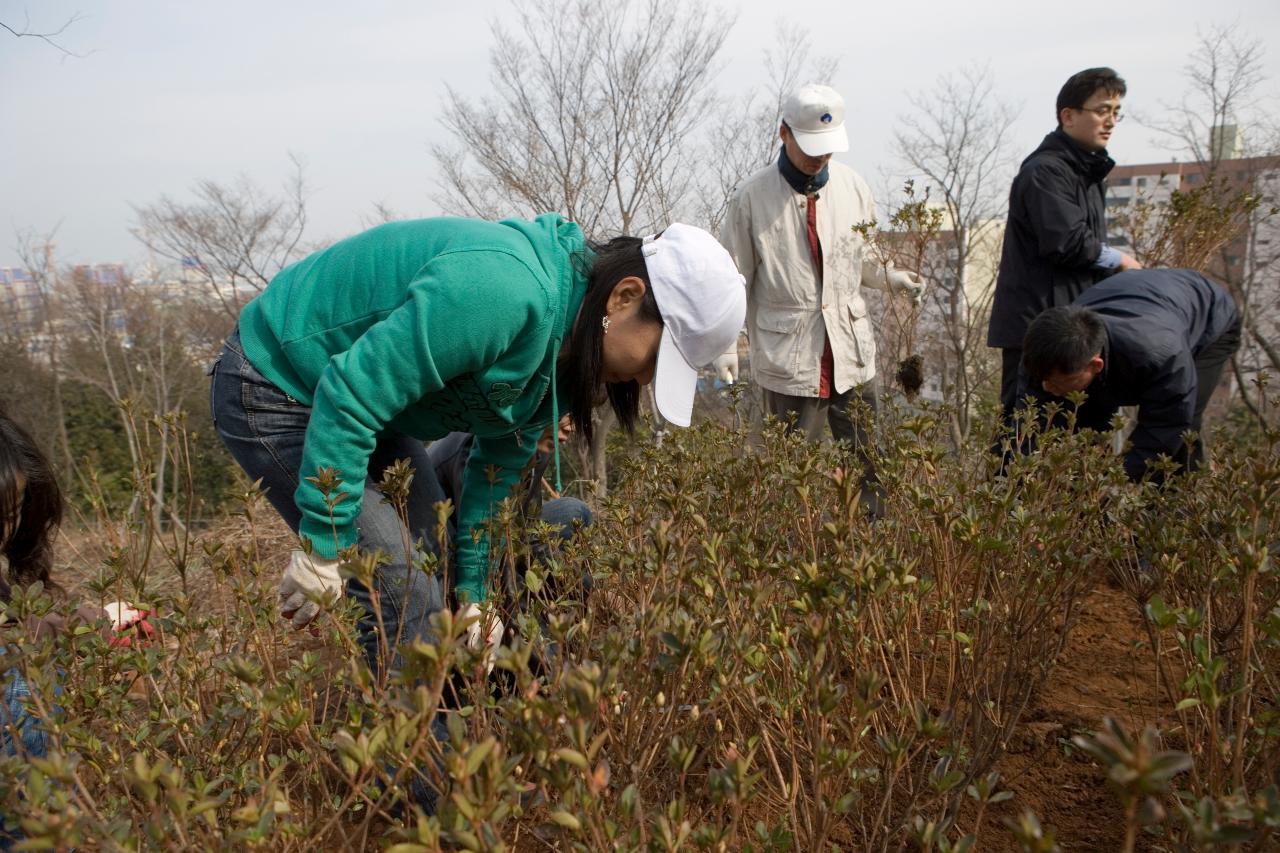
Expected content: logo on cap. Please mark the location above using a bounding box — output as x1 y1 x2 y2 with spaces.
821 113 833 124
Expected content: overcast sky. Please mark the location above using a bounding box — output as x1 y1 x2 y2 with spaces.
2 0 1278 269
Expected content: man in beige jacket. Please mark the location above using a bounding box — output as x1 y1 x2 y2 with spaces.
719 83 924 509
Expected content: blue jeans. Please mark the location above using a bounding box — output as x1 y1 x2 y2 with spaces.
1 668 47 761
210 329 448 676
2 666 49 850
537 498 594 550
209 329 447 811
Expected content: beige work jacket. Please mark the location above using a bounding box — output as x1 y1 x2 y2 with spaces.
720 159 892 396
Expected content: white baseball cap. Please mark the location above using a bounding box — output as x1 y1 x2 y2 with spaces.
641 224 746 427
782 83 849 157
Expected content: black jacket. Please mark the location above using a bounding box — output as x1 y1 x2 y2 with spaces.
988 130 1114 349
1018 269 1238 480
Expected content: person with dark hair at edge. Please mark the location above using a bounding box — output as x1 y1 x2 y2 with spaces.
1 412 154 849
989 67 1140 458
1017 268 1240 483
208 215 745 812
719 83 926 518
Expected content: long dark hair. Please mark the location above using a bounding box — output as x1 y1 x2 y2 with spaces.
561 236 662 443
0 413 63 597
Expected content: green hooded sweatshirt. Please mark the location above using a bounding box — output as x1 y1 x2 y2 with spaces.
236 213 588 603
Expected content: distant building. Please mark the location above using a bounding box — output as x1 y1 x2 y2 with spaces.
1105 154 1280 286
0 267 43 333
1211 124 1245 162
72 263 125 287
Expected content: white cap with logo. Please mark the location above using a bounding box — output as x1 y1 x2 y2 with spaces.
782 83 849 157
641 224 746 427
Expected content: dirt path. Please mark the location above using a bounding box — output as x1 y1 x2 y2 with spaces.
982 583 1169 850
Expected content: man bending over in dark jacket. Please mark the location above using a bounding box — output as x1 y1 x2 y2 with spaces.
989 67 1141 439
1017 268 1240 483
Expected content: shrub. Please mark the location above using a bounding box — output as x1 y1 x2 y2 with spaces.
1 397 1275 850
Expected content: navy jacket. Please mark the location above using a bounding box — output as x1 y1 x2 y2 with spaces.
1018 268 1238 480
988 130 1114 349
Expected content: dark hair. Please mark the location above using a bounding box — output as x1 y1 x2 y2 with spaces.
560 236 662 443
0 413 63 598
1056 67 1126 126
1022 306 1107 383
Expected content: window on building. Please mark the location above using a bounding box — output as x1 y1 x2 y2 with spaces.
1112 176 1132 186
1136 177 1148 188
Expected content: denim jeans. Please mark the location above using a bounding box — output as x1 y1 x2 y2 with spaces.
2 666 49 850
210 328 449 675
536 499 594 554
1 668 47 761
209 329 447 811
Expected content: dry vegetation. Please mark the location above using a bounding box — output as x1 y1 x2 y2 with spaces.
2 393 1277 851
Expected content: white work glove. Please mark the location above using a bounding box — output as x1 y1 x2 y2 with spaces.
459 602 504 675
712 344 739 384
279 549 344 629
889 270 927 307
102 601 144 631
102 601 157 647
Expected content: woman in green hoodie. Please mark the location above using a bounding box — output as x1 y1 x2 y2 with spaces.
209 214 745 678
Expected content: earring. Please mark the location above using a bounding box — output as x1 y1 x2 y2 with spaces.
601 315 611 335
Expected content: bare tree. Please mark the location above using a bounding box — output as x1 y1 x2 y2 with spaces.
433 0 734 497
1147 22 1270 170
888 64 1019 446
360 201 402 230
12 231 75 475
1133 23 1280 424
56 268 212 530
1 11 87 57
434 0 732 236
132 156 311 323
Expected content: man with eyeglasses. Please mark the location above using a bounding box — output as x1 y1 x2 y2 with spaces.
989 67 1140 455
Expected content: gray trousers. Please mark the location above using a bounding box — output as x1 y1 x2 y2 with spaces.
762 381 883 516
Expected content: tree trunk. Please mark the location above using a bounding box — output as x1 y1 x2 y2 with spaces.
590 406 617 502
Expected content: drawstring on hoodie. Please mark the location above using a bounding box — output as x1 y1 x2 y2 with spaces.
550 345 563 494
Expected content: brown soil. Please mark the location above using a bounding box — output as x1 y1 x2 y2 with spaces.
897 354 925 397
979 582 1171 850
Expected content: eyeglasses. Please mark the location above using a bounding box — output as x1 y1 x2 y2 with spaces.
1076 105 1124 122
